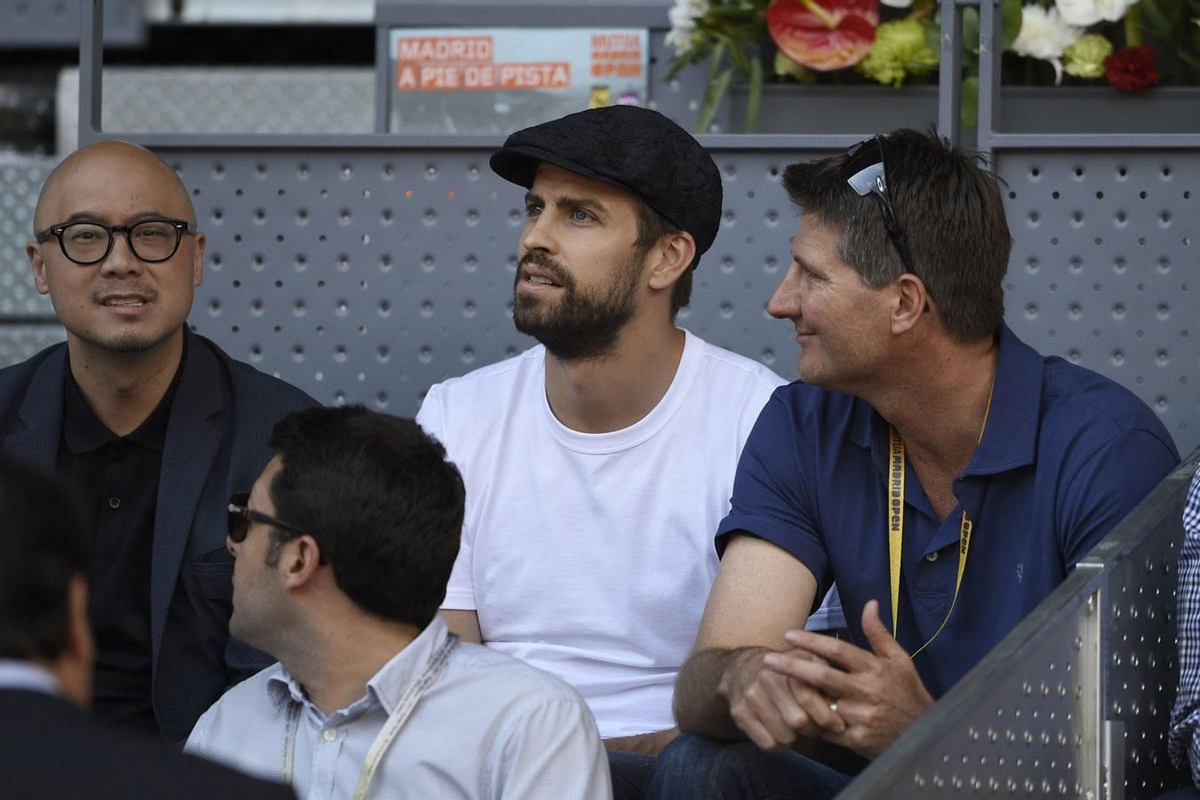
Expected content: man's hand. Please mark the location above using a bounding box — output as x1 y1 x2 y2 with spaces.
762 600 934 759
718 647 846 752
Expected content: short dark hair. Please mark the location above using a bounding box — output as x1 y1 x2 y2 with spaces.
632 196 694 318
0 460 91 660
266 406 465 629
782 128 1011 343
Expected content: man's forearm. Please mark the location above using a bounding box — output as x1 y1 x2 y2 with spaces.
603 728 678 755
672 646 767 739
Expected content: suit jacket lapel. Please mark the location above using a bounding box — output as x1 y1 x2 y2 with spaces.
1 346 67 474
149 333 224 672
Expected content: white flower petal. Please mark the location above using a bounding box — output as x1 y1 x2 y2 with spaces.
1013 5 1083 61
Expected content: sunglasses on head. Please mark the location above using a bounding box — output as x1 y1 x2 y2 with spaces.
840 135 918 277
227 491 306 544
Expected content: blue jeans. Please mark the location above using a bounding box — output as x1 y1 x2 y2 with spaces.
608 749 655 800
646 734 855 800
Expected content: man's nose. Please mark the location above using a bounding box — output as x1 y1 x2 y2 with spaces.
98 231 146 277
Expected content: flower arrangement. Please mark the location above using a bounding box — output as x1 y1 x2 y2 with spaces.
665 0 1200 132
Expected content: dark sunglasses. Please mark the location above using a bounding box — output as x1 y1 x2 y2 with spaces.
840 136 918 277
227 491 306 544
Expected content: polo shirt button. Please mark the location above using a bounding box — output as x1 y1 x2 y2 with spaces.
925 551 939 562
108 497 121 510
323 728 337 743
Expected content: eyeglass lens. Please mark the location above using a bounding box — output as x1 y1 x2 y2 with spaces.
227 492 250 543
59 220 182 264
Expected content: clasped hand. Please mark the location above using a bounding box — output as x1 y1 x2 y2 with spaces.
723 600 935 759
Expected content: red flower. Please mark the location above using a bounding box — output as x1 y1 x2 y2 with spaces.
766 0 879 72
1105 45 1162 93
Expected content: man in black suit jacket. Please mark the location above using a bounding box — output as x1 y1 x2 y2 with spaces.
0 139 315 742
0 459 295 799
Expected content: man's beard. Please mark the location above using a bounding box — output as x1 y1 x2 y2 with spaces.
513 251 643 361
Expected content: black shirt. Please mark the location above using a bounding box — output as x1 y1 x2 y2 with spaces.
56 351 184 738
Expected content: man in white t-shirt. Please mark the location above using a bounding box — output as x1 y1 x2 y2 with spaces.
417 105 842 798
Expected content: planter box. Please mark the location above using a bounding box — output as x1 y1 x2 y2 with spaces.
725 83 939 135
724 83 1199 136
992 86 1200 134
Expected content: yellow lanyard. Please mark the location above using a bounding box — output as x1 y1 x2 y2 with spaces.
887 385 993 658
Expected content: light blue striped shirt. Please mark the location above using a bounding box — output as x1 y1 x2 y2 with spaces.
186 616 611 800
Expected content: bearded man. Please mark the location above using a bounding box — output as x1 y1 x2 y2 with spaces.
416 105 842 799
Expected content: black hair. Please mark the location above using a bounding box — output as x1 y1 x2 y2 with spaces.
266 406 466 629
0 460 91 660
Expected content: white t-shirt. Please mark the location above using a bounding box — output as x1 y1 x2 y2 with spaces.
418 330 843 738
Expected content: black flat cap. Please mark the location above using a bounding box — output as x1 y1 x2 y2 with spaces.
490 105 722 260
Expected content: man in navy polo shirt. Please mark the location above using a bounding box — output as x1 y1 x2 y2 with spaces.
650 129 1180 799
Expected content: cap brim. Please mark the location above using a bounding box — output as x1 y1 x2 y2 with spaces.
489 145 632 195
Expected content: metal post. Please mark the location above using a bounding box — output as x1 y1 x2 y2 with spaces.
936 0 963 145
78 0 105 147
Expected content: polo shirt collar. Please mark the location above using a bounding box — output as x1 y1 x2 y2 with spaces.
848 323 1042 477
265 616 452 720
60 339 188 455
962 323 1041 476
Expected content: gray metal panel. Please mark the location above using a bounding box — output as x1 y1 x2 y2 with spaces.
1084 454 1200 798
0 324 67 367
57 68 377 154
0 0 144 48
0 157 57 318
845 453 1200 800
842 569 1103 800
999 150 1199 455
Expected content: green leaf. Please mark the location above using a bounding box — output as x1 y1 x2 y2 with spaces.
1000 0 1023 51
696 66 735 133
960 75 980 131
962 7 980 56
707 40 728 82
745 56 764 133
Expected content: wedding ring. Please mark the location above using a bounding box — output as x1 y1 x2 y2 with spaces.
829 700 838 713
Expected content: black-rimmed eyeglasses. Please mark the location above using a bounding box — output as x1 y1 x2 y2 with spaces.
35 218 195 266
227 491 306 544
840 136 917 276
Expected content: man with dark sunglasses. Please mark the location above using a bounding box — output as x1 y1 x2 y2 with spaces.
185 406 610 799
652 129 1179 799
0 140 314 743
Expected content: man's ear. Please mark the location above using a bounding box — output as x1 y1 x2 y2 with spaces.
279 535 324 590
27 242 50 295
646 231 696 293
191 231 206 288
57 574 94 709
891 273 929 335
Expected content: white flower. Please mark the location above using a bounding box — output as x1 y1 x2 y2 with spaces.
1056 0 1138 27
665 0 711 55
1012 4 1084 83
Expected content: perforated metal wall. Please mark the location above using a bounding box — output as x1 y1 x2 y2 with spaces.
999 151 1198 454
0 0 144 47
842 569 1103 800
56 68 377 154
844 454 1199 800
155 147 823 410
0 157 57 318
1101 513 1187 796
